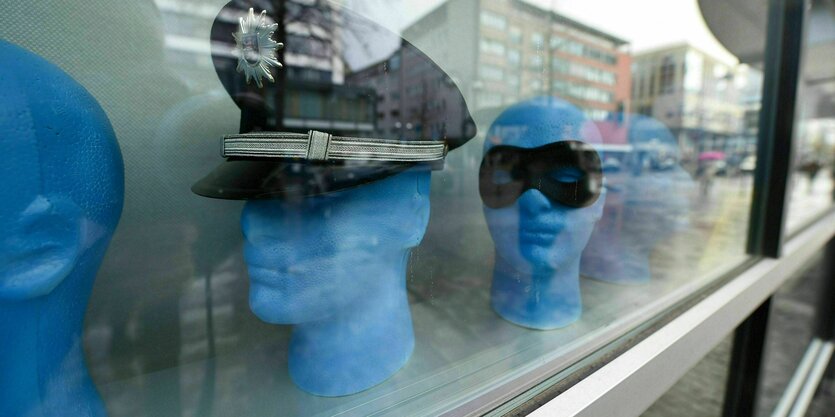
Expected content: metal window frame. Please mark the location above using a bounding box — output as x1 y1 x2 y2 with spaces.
725 0 811 415
722 298 772 417
768 232 835 417
745 0 809 259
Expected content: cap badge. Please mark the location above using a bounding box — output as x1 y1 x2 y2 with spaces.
233 8 283 88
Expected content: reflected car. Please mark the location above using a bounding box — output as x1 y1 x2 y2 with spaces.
740 155 757 173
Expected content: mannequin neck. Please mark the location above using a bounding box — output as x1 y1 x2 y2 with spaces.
0 301 41 416
0 271 104 417
490 252 582 329
288 251 414 397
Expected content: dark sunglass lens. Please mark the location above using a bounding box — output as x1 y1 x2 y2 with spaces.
480 147 523 208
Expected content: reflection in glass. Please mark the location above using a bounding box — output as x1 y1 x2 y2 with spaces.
581 114 694 285
784 1 835 231
788 118 835 231
0 0 771 414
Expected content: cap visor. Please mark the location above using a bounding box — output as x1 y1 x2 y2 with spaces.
191 159 417 200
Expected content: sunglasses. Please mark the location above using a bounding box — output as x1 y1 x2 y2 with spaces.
479 140 603 209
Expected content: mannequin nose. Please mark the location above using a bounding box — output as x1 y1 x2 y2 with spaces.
517 188 553 216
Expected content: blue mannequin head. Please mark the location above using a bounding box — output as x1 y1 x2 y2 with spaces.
0 41 124 415
483 97 605 272
242 170 430 323
581 113 692 284
482 97 605 329
240 169 430 396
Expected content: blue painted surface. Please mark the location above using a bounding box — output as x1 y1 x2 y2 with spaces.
241 169 430 396
482 97 605 330
581 113 693 285
0 41 124 416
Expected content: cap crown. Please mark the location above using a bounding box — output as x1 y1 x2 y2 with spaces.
211 0 475 148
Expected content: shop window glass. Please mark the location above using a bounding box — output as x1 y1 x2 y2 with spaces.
0 0 767 415
684 51 705 92
509 26 523 44
507 49 521 66
529 54 544 69
480 64 504 80
531 32 545 48
480 38 506 56
480 10 507 31
660 55 676 94
785 4 835 233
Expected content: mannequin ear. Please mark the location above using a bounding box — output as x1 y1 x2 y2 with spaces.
0 196 83 300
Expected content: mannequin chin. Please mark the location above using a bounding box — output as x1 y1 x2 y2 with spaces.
482 97 604 329
241 169 430 396
0 41 124 417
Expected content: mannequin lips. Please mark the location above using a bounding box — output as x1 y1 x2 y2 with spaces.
243 242 311 285
244 241 375 272
244 244 378 286
519 214 564 244
483 206 564 246
246 265 300 284
244 253 322 280
518 228 557 245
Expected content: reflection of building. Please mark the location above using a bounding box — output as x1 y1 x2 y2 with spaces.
402 0 631 121
631 43 759 157
346 42 472 141
738 65 763 136
734 64 763 157
156 0 220 85
158 0 375 133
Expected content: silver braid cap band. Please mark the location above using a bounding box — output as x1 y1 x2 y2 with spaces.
221 130 448 163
